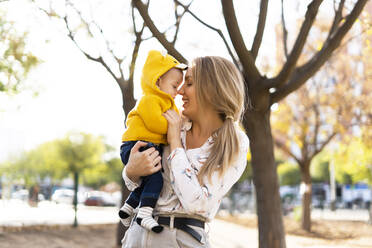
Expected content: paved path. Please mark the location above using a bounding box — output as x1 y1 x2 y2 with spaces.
1 200 371 248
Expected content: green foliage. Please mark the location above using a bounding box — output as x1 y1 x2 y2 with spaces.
311 157 330 183
277 162 301 186
0 11 39 94
334 138 372 185
56 132 105 173
0 132 122 189
82 157 123 188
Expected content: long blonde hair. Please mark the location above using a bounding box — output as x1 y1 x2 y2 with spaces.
192 56 246 185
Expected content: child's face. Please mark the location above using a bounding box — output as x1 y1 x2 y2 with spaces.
157 68 183 99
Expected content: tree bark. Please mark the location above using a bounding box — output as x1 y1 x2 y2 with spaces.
369 189 372 225
116 78 136 245
300 162 312 231
244 109 286 248
73 171 79 227
116 179 130 246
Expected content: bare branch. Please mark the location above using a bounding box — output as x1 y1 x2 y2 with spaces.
221 0 260 81
327 0 345 40
251 0 268 61
66 1 123 72
281 0 289 59
129 6 145 83
312 104 320 151
133 0 187 63
271 0 323 89
62 16 118 81
312 132 337 158
171 0 192 45
274 138 302 164
174 0 239 68
270 0 368 104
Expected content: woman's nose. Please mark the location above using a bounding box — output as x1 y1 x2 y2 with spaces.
177 84 184 95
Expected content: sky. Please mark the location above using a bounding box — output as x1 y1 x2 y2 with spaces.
0 0 340 162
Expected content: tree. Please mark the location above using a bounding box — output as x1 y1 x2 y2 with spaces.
131 0 369 246
0 134 120 198
56 132 106 227
0 8 39 94
334 137 372 224
277 162 301 186
27 0 370 245
271 11 371 231
83 157 123 189
32 0 160 241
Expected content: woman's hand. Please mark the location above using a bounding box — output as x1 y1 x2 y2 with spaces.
163 109 183 151
125 141 162 183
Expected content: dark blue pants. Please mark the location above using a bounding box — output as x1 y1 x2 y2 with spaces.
120 141 163 208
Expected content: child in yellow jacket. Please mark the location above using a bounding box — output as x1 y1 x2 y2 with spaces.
119 50 187 233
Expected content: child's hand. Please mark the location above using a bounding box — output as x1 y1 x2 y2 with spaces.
126 141 162 181
163 110 183 151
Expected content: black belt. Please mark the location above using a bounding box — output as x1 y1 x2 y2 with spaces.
157 216 205 243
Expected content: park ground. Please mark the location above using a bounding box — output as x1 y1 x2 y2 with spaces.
1 214 371 248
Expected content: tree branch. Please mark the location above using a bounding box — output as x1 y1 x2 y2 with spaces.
251 0 268 61
174 0 239 68
66 1 123 69
281 0 289 59
171 0 192 45
271 0 323 89
312 132 337 158
62 16 119 81
221 0 261 81
327 0 345 40
132 0 187 63
270 0 368 104
274 138 302 164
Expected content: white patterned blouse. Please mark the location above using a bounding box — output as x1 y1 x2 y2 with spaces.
122 121 249 222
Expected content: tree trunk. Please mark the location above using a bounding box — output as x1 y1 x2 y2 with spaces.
116 179 130 246
116 78 136 246
300 162 312 231
73 171 79 227
244 110 286 248
369 189 372 225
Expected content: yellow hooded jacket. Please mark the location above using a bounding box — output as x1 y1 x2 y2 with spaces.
122 50 186 144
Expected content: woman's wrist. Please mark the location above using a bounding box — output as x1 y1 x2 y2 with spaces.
170 139 183 152
125 165 140 183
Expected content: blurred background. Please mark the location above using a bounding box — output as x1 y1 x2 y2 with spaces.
0 0 371 247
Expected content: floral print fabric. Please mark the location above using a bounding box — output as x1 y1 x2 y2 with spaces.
122 121 249 222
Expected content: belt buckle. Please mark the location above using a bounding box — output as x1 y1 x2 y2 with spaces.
170 215 175 229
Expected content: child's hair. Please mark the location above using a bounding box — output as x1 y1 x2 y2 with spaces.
192 56 246 185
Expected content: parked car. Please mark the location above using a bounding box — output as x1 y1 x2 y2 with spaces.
51 189 74 204
11 189 29 201
84 191 116 207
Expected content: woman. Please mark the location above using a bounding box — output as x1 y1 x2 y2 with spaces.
121 56 249 248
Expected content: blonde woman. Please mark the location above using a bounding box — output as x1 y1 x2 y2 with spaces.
121 56 249 248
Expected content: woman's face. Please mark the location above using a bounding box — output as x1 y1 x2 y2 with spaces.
178 68 198 119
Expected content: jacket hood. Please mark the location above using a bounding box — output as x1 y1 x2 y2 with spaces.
141 50 187 98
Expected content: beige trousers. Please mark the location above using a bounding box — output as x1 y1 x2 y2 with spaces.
121 217 210 248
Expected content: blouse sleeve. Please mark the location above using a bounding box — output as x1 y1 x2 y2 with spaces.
122 166 142 191
168 131 249 215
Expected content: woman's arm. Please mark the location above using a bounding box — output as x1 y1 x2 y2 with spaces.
167 135 248 214
162 110 183 151
122 141 162 190
163 109 249 214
